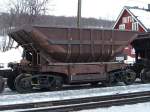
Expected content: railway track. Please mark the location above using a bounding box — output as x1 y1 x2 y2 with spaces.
1 91 150 112
1 81 142 96
1 84 103 96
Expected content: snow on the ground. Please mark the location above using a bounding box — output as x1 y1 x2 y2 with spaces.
3 102 150 112
1 88 17 95
1 84 150 106
79 102 150 112
0 47 22 68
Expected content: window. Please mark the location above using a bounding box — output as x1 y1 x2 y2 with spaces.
132 22 139 31
131 16 135 22
128 16 134 22
119 24 125 30
122 16 134 23
122 17 128 23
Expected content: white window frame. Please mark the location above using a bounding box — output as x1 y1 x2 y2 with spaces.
122 16 133 23
128 16 133 23
131 17 135 22
132 22 139 31
119 24 125 30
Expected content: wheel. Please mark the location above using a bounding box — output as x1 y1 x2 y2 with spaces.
15 73 32 93
7 73 18 91
123 69 136 85
50 76 63 90
140 69 150 83
0 76 5 93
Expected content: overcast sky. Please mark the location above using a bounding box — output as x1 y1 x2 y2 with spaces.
0 0 150 20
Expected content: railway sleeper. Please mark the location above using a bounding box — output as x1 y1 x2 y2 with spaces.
14 73 64 93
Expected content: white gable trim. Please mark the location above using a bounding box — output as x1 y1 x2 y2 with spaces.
112 7 126 29
126 8 148 32
113 6 148 32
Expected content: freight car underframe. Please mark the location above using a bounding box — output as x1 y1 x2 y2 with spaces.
6 61 137 93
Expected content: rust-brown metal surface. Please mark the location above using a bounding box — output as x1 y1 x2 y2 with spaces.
9 26 137 63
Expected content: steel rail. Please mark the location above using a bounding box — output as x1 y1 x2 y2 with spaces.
1 91 150 112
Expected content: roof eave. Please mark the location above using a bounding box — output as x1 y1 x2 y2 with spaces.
126 8 148 32
113 6 148 32
112 6 128 29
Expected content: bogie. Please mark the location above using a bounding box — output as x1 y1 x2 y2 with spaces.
14 73 64 93
123 69 136 85
15 73 33 93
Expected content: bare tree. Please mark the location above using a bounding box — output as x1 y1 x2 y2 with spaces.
0 0 51 51
9 0 50 25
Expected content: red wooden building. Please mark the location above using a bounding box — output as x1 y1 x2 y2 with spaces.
113 6 150 32
113 5 150 59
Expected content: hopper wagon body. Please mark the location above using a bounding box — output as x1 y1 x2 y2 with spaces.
2 26 138 93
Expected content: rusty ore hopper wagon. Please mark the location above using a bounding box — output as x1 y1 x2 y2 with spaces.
131 33 150 83
5 26 137 93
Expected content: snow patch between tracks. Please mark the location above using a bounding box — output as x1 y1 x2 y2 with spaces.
1 84 150 106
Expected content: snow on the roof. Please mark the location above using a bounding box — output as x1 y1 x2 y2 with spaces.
128 7 150 30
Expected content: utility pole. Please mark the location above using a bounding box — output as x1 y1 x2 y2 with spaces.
77 0 82 28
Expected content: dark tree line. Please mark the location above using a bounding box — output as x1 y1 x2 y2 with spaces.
0 13 114 51
0 0 114 51
0 13 114 35
35 15 114 28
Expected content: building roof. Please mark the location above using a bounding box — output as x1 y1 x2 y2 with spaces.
113 6 150 32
